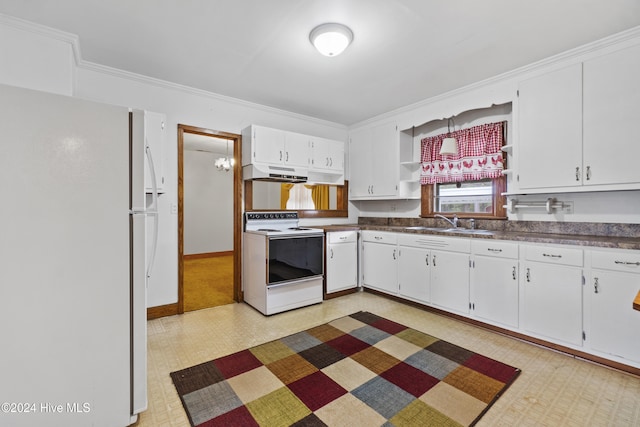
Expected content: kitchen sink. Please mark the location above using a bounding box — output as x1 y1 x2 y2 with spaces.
403 226 493 235
441 228 494 235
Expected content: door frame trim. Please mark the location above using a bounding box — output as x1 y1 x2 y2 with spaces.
177 125 242 314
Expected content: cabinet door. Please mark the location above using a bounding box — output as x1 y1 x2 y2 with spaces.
583 43 640 186
370 122 399 197
471 256 518 328
362 242 398 295
311 138 344 172
430 250 469 314
144 111 166 192
326 242 358 293
348 128 374 198
588 270 640 363
252 126 285 165
398 246 430 303
518 64 583 189
283 131 310 167
522 262 583 346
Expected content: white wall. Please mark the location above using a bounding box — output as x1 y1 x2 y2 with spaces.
184 149 233 255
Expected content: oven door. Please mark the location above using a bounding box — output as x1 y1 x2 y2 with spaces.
267 234 324 285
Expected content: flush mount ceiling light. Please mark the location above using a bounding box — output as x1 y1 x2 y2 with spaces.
440 117 458 156
309 23 353 57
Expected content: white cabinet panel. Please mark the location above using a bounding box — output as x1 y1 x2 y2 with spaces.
522 261 583 346
517 64 583 189
398 245 430 303
471 256 519 328
326 231 358 294
430 250 470 314
587 249 640 363
583 43 640 186
362 241 398 295
348 122 399 199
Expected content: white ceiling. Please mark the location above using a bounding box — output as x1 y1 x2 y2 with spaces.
2 0 639 125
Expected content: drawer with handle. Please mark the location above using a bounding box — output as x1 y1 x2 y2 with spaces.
471 240 518 259
590 249 640 273
524 244 583 267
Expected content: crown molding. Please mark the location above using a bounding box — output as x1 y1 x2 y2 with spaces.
0 13 82 65
76 60 347 132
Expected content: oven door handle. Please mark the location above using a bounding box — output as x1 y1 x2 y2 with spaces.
267 276 322 289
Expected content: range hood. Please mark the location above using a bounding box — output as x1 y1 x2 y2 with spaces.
243 163 308 183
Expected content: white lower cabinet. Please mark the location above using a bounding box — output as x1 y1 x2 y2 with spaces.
587 249 640 363
521 245 584 347
326 231 358 294
397 234 470 314
359 230 640 371
471 240 519 328
398 245 430 303
431 250 470 315
361 231 398 295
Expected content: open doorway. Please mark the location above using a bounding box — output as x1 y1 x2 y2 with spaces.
177 125 242 313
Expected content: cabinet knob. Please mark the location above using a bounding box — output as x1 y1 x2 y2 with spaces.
526 267 531 282
575 166 580 181
433 254 437 267
512 266 517 280
586 166 591 181
594 277 599 294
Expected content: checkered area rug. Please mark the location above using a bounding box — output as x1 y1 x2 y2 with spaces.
170 312 520 426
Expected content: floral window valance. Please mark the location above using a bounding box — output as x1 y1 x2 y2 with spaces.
420 121 505 184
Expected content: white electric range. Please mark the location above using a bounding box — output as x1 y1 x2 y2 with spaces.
242 212 324 315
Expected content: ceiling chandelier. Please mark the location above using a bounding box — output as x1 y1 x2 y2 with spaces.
215 140 234 172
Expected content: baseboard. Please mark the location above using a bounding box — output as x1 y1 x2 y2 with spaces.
184 251 233 260
147 303 179 320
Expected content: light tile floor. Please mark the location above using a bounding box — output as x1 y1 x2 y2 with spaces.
136 292 640 426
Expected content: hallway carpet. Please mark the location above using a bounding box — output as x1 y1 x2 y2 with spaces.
184 254 234 312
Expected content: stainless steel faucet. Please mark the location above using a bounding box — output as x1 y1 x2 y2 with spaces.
434 214 459 228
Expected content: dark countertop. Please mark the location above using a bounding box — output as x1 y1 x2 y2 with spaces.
317 219 640 251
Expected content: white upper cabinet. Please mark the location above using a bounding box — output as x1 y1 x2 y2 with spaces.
516 42 640 192
310 137 344 173
242 125 345 183
348 122 402 199
583 43 640 186
517 64 583 190
243 125 309 168
144 111 167 193
282 131 311 168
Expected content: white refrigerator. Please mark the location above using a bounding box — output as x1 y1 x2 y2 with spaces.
0 83 152 426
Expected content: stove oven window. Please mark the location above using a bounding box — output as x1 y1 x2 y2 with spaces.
267 235 323 284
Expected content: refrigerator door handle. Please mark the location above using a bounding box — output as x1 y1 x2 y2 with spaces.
145 145 159 279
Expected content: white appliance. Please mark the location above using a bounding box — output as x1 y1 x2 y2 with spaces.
0 84 152 426
243 212 324 315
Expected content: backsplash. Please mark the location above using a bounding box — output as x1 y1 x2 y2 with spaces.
358 217 640 239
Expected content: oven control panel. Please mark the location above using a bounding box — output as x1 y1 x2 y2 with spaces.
246 212 299 221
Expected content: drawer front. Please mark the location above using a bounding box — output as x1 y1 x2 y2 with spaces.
471 240 519 259
591 249 640 273
524 245 583 267
397 233 470 253
361 230 397 245
328 231 357 244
